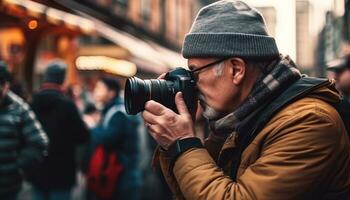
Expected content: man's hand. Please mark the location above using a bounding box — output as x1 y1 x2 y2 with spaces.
142 92 196 150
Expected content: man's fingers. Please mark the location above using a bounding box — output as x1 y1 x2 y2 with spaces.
157 73 166 79
175 92 190 115
142 110 158 124
147 124 165 138
145 100 165 115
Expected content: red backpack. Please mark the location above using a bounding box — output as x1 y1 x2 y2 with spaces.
87 146 123 199
87 105 125 199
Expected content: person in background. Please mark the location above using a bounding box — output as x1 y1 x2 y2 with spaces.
27 60 90 200
83 103 101 129
327 55 350 134
89 77 142 200
67 83 94 114
327 55 350 101
0 60 48 200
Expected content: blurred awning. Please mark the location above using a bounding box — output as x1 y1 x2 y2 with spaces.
51 0 187 72
0 0 187 74
82 17 186 73
0 0 96 34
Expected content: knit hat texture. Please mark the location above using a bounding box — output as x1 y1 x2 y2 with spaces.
182 0 279 59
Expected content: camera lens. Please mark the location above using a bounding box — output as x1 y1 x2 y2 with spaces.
125 77 173 115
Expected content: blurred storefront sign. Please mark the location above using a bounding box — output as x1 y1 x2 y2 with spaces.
78 45 129 60
75 56 137 77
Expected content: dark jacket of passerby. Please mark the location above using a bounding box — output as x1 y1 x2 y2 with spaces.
28 61 89 193
0 91 48 197
27 83 90 189
92 96 142 194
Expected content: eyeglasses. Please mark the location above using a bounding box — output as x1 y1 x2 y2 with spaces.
190 57 228 79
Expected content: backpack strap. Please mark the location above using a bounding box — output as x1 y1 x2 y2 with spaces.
102 104 125 129
230 77 331 180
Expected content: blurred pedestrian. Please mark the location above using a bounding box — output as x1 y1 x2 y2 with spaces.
327 55 350 100
327 55 350 134
83 103 101 129
0 61 48 200
27 60 90 200
67 84 94 114
87 77 142 200
143 1 350 199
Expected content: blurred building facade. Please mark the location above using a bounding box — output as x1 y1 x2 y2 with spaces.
296 0 316 74
243 0 347 77
77 0 205 48
1 0 348 93
343 0 350 49
0 0 206 93
316 0 346 77
0 0 98 93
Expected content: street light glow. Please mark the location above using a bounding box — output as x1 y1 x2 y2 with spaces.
28 19 38 30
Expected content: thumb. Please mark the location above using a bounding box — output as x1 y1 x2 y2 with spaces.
175 92 189 115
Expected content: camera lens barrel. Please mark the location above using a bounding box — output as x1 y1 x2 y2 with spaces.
125 77 173 115
125 77 146 115
124 68 197 115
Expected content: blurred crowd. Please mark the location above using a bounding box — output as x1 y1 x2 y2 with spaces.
0 59 173 200
1 54 350 200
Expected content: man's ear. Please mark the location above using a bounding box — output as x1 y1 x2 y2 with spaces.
228 58 246 85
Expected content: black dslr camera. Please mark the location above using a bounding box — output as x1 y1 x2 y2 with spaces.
124 68 197 115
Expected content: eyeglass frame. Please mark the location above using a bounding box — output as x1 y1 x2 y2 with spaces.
189 57 230 81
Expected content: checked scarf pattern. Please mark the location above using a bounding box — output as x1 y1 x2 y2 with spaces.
209 55 302 142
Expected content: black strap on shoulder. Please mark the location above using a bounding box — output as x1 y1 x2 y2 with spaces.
230 77 330 180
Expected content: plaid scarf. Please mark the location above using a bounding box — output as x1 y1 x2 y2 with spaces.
209 55 301 142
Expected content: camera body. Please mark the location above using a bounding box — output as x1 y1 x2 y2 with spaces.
124 68 197 115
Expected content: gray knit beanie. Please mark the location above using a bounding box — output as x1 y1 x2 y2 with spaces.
182 0 279 59
44 60 67 85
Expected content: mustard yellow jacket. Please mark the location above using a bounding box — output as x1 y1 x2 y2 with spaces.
156 83 350 200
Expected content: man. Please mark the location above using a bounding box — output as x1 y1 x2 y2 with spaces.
142 1 350 199
0 61 48 200
327 55 350 99
327 55 350 135
90 77 141 200
28 60 90 200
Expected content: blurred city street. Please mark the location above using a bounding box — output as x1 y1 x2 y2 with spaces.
0 0 350 199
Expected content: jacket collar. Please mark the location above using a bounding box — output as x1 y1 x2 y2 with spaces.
40 83 64 92
216 77 337 174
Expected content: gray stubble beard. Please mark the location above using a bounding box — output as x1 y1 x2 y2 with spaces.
198 94 222 120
